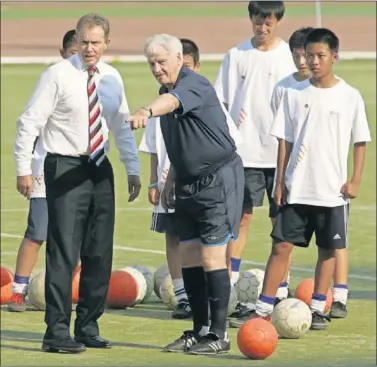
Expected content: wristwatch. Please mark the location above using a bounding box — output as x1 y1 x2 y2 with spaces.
141 107 153 118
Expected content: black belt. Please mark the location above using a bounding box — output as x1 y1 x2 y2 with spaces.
46 152 91 162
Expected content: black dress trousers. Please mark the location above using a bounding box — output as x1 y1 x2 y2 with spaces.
43 153 115 340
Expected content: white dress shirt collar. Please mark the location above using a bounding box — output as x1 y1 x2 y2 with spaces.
69 53 104 74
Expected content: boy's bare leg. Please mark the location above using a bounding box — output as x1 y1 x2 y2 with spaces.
329 248 349 318
166 233 191 319
9 238 43 312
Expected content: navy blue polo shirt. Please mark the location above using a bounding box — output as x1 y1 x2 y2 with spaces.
159 67 236 182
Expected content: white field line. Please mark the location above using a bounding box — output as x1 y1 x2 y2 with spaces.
1 51 375 65
1 205 376 213
1 232 375 282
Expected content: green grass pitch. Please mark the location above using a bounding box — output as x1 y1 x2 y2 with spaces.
0 60 376 366
1 2 376 20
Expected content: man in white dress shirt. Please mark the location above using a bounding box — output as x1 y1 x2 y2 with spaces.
9 29 79 313
14 13 141 353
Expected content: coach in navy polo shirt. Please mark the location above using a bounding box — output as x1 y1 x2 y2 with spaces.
128 34 244 355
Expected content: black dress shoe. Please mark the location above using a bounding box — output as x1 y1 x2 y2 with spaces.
42 337 86 353
74 336 111 348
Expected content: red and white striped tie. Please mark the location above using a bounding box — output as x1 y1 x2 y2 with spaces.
87 67 105 166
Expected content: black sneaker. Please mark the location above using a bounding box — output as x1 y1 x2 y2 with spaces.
310 311 331 330
329 301 348 319
287 288 293 298
228 310 271 328
171 301 192 319
274 287 293 305
229 302 253 318
187 332 230 355
162 330 200 353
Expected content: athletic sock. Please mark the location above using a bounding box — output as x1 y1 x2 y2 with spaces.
275 281 289 299
230 257 241 286
206 268 230 339
255 294 275 317
13 275 30 295
182 267 209 333
310 293 327 313
332 284 348 305
172 278 188 303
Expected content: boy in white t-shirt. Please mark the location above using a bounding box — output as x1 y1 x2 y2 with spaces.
271 27 351 319
8 30 79 312
139 38 242 320
271 27 314 116
231 28 371 330
214 1 296 318
269 27 314 302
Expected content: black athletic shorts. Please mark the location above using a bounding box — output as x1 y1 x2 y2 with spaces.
150 213 178 237
175 154 244 246
243 167 279 218
271 203 349 249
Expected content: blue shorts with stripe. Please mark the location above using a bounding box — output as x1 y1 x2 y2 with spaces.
174 154 244 246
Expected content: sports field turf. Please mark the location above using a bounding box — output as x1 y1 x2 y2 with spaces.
1 2 376 19
1 60 376 366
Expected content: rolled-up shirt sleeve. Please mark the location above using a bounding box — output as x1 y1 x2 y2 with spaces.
108 75 140 176
14 67 58 176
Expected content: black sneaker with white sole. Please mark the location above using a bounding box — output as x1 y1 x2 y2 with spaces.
229 302 253 318
162 330 200 353
171 301 192 319
329 301 348 319
187 332 230 355
310 311 331 330
229 310 271 328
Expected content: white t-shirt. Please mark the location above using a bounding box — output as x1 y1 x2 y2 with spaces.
139 110 243 214
30 137 47 199
214 38 297 168
139 117 173 214
271 73 300 118
270 79 372 207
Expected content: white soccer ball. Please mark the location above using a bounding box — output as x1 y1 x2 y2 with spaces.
153 264 170 300
227 284 238 316
159 273 178 309
118 266 147 305
28 270 46 310
131 264 154 302
235 268 265 303
271 298 312 339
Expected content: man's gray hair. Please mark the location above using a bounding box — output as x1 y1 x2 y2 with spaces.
76 13 110 39
144 34 183 58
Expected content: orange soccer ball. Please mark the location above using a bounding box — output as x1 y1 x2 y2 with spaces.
294 278 333 313
1 266 14 305
237 318 279 360
106 268 144 309
72 265 81 304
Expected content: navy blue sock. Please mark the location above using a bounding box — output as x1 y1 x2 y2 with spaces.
230 257 241 272
14 275 29 284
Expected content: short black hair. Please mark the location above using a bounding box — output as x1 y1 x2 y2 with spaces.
62 29 76 50
304 28 339 53
289 27 315 52
248 1 285 21
180 38 200 65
